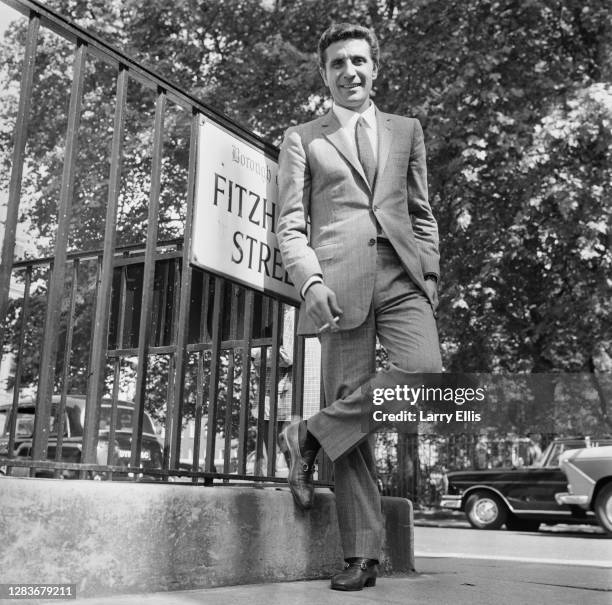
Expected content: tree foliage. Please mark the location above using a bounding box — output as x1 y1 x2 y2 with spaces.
1 0 611 434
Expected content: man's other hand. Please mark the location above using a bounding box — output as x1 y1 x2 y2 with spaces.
305 282 343 332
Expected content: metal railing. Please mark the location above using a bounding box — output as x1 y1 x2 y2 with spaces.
0 0 329 485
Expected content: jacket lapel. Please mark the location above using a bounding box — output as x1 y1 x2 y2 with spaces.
321 110 371 193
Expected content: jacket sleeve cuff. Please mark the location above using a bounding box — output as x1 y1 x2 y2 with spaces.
300 275 323 299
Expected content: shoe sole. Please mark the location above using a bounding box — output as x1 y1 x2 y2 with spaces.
331 578 376 591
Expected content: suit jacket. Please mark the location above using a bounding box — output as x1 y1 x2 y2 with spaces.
276 108 439 335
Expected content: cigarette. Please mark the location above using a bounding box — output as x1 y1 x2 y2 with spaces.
318 316 340 333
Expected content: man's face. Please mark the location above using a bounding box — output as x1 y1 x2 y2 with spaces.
320 38 378 112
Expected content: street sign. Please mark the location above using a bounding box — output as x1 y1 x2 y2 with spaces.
192 118 299 303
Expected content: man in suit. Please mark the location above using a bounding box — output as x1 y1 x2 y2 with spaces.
276 23 442 591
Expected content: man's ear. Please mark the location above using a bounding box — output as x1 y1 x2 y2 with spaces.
372 63 379 80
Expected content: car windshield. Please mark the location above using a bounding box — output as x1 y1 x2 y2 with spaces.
546 442 586 467
98 406 156 436
1 402 156 439
531 440 587 468
0 407 65 438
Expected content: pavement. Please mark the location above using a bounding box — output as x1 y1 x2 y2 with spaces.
18 557 610 605
10 510 611 605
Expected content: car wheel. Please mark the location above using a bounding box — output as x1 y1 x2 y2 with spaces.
505 515 540 532
594 482 612 535
465 491 507 530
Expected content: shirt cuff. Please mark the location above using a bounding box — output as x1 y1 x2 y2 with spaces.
301 275 323 299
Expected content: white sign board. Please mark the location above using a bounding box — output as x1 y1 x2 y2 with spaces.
191 118 299 303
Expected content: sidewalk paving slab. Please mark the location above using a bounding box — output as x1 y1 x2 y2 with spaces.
19 557 611 605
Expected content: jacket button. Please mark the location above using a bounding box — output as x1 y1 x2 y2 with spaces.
373 205 379 211
368 238 376 246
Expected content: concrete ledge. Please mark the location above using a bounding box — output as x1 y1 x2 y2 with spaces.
0 477 414 598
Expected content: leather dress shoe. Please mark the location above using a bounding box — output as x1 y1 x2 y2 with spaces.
278 419 318 510
331 558 378 591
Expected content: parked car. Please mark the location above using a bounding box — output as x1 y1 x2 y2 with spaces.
556 445 612 535
0 395 163 479
440 437 612 531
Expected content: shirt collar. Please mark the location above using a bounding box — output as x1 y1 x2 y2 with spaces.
332 102 377 130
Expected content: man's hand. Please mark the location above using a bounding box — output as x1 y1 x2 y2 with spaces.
304 282 343 332
424 279 439 313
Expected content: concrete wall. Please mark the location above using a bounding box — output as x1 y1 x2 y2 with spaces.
0 477 414 598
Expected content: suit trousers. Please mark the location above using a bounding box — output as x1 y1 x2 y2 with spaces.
307 241 442 560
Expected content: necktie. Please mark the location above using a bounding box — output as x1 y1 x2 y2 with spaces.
355 116 376 189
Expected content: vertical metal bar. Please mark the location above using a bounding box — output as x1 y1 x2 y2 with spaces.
163 256 182 470
192 351 205 482
204 277 224 473
151 261 165 346
266 300 282 477
53 258 79 473
163 352 175 471
229 286 240 339
0 13 39 349
168 257 181 345
168 111 200 470
158 262 170 345
236 289 254 475
261 296 270 337
190 272 210 480
223 352 235 476
254 294 270 474
86 255 103 383
291 310 305 417
82 66 128 465
6 266 32 472
130 88 166 468
117 265 128 348
199 273 211 342
170 257 182 340
254 345 267 476
32 41 87 463
222 287 239 474
106 358 122 472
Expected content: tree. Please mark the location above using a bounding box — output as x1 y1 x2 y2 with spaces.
1 0 611 437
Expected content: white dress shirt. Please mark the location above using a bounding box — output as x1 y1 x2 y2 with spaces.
332 101 378 163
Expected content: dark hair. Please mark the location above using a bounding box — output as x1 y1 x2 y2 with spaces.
318 23 379 68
